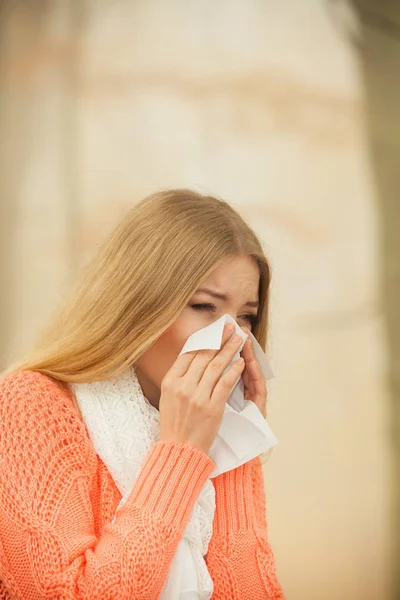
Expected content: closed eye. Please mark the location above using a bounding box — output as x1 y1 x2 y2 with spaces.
190 303 259 329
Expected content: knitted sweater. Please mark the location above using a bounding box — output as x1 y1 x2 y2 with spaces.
0 370 285 600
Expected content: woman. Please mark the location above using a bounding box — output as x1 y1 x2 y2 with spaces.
0 189 285 599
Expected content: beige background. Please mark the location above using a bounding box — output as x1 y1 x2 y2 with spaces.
0 1 394 599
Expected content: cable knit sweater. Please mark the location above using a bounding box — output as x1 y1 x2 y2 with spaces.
0 370 285 600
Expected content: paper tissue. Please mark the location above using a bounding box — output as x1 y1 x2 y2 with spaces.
179 313 278 477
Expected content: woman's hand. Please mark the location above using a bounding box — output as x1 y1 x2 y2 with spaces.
240 327 268 418
159 323 246 455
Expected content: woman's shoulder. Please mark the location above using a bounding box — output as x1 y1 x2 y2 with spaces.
0 369 88 445
0 369 71 408
1 368 57 390
0 370 97 510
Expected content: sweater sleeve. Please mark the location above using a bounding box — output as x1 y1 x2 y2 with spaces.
206 456 285 599
0 370 215 600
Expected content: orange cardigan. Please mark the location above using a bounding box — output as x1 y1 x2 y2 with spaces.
0 370 285 599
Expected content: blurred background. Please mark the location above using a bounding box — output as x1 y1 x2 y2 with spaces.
0 0 399 598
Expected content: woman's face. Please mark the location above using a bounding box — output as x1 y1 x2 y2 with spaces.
135 254 260 409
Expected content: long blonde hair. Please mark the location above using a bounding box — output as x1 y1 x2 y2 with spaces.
5 189 272 384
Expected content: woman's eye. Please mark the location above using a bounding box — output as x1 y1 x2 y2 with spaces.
190 304 259 328
191 303 217 313
246 314 259 329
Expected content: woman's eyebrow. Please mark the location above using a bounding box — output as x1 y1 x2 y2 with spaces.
195 287 259 308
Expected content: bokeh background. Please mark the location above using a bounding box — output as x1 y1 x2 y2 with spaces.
1 1 399 599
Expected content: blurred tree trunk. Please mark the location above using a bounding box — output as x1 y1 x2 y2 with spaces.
0 1 83 371
351 2 400 598
0 2 51 370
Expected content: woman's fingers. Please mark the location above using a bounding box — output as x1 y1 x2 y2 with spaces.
164 349 197 380
200 329 243 401
188 323 236 385
166 322 239 388
210 356 245 408
240 326 268 417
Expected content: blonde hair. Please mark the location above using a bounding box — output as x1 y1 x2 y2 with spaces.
5 189 272 384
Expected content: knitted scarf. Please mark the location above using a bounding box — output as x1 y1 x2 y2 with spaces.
69 366 216 600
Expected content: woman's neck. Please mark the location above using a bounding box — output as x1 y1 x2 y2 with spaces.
134 366 160 411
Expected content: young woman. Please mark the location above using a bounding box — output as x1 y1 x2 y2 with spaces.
0 189 285 599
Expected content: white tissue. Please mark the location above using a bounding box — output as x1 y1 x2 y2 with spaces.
178 313 278 477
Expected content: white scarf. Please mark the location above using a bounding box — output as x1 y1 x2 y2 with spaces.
70 366 216 600
69 314 278 599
